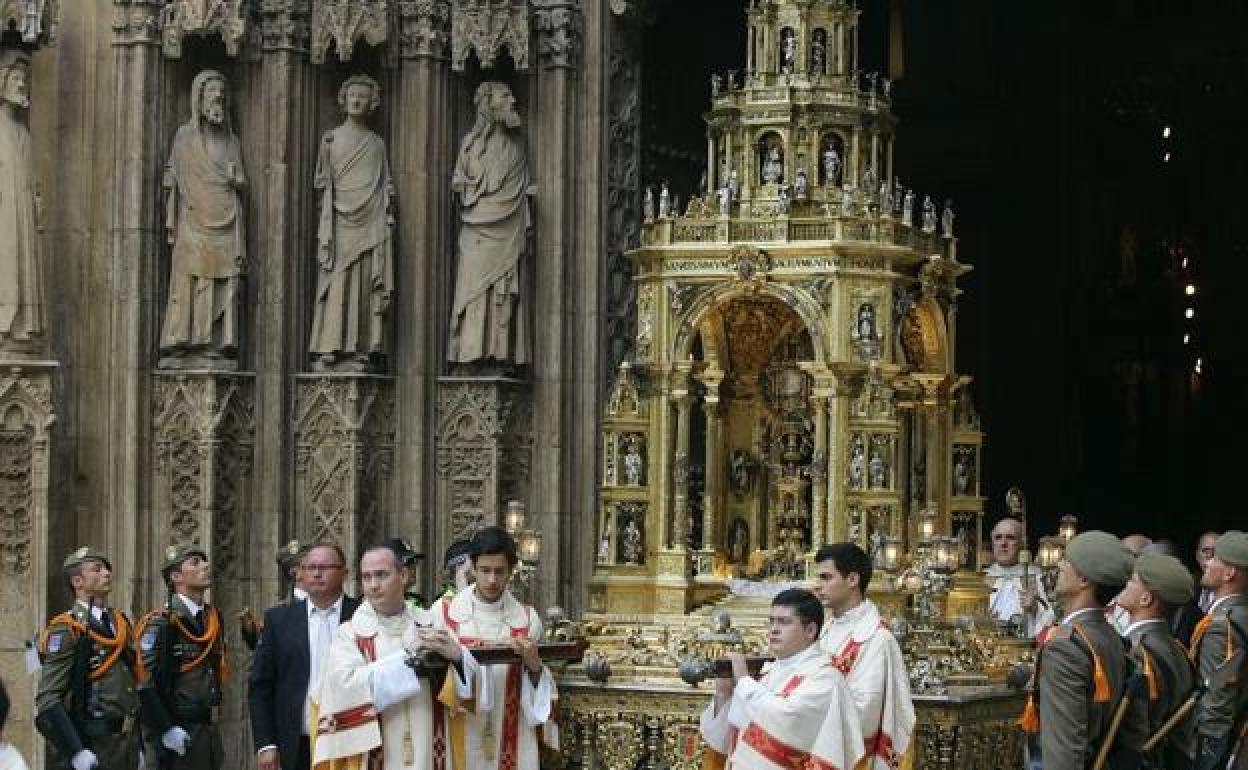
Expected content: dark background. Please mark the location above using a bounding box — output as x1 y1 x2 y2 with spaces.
639 1 1248 555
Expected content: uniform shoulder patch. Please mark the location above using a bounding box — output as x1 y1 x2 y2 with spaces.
45 631 65 654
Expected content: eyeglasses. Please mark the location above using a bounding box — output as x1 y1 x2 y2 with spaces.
302 564 345 574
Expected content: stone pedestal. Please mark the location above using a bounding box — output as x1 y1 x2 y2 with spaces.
434 377 533 552
151 369 255 760
0 360 55 761
293 375 397 566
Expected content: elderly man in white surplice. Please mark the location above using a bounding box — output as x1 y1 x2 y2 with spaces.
448 81 533 371
309 74 395 373
160 69 247 368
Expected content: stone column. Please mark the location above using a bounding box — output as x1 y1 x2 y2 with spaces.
392 1 451 592
253 0 313 604
0 363 55 758
293 375 396 568
531 0 583 606
110 0 164 611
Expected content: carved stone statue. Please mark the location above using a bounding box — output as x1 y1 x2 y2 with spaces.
597 526 611 564
761 144 783 185
861 163 878 200
730 449 752 495
717 185 732 216
623 435 643 485
643 185 655 222
848 438 866 489
727 168 740 200
710 73 721 97
903 188 915 225
811 29 827 75
309 75 395 373
160 69 246 369
777 183 791 214
821 144 841 186
953 452 971 495
658 182 670 218
794 166 808 198
868 446 887 488
922 195 937 233
620 517 643 564
941 198 955 237
780 28 797 74
0 50 43 355
879 181 892 216
449 81 533 370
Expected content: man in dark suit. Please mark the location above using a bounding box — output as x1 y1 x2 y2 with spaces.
249 542 360 770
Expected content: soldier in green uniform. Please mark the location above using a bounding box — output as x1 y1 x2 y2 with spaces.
239 540 306 651
1117 551 1197 769
1021 530 1143 770
1190 530 1248 770
135 545 227 770
34 546 140 770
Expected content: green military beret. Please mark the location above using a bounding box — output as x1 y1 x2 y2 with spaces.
1065 530 1134 588
161 543 207 575
1134 552 1194 606
1214 530 1248 568
63 546 111 571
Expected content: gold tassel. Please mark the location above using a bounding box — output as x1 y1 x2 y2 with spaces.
1074 624 1111 703
1142 651 1159 701
1019 696 1040 734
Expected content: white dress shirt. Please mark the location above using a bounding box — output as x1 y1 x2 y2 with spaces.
305 596 344 734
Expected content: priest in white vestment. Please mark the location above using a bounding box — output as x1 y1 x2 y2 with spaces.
700 588 865 770
813 544 916 770
433 526 556 770
985 517 1055 638
314 542 476 770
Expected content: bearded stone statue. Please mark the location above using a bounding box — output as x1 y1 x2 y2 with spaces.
0 49 44 355
160 69 247 369
448 81 533 371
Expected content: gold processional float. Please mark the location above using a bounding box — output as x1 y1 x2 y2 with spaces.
524 2 1083 767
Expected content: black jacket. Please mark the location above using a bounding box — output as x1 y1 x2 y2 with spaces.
247 596 360 770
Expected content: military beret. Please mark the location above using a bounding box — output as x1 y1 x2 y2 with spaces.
63 546 111 571
1065 530 1134 588
276 539 304 570
444 540 475 569
1134 552 1194 606
161 543 207 575
1215 530 1248 568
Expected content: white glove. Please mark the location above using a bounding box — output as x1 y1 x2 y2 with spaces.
70 749 99 770
161 726 191 756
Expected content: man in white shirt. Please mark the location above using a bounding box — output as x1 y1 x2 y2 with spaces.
434 526 556 770
250 543 361 770
700 588 864 770
812 543 915 769
314 541 474 770
984 517 1055 639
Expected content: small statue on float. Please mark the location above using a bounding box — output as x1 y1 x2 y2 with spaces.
922 195 937 233
761 144 784 185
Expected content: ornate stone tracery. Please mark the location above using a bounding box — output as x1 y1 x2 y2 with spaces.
160 0 248 58
450 0 529 71
310 0 389 63
293 375 396 559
